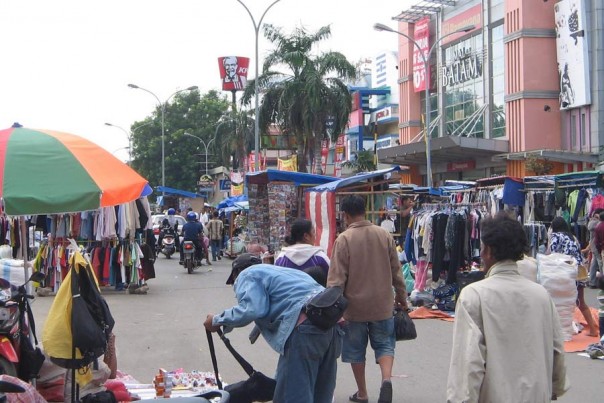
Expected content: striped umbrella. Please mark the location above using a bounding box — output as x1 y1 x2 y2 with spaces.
0 126 151 215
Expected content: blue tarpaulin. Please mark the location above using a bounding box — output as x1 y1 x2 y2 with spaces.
246 169 335 187
306 167 401 192
217 195 248 209
156 186 202 198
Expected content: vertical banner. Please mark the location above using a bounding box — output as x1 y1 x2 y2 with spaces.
218 56 250 91
334 135 346 178
321 140 329 174
554 0 591 109
413 18 430 92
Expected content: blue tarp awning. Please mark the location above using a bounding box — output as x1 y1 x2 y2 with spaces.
306 167 401 192
156 186 202 198
217 195 248 209
246 169 336 187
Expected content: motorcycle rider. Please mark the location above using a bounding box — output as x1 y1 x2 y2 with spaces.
166 208 180 250
180 212 204 265
156 218 176 257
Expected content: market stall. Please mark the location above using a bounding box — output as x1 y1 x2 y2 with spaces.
245 169 334 253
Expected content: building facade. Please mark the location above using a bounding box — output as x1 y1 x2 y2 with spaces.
378 0 602 185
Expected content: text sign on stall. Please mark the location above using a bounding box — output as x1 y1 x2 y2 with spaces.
413 18 430 92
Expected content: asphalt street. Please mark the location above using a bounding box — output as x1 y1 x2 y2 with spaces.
31 257 603 402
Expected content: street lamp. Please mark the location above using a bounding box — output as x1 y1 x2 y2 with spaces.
128 84 198 194
105 121 154 165
184 133 216 175
374 22 475 188
235 0 282 171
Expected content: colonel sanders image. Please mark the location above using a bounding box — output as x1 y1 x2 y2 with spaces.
221 56 247 91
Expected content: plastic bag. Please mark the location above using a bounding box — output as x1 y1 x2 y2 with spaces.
537 253 577 341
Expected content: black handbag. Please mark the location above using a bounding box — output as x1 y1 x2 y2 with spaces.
304 287 348 330
393 308 417 341
207 329 275 403
17 298 45 381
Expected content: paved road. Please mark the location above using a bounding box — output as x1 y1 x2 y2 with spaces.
31 257 602 402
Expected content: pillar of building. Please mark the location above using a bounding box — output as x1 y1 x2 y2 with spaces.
397 20 424 186
504 0 562 177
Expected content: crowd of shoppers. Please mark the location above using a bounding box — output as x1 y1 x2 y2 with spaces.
202 194 601 402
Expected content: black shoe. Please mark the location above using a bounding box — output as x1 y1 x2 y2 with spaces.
217 256 221 260
378 380 392 403
179 261 184 265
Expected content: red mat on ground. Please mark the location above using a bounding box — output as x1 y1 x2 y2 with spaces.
564 307 600 353
409 306 454 322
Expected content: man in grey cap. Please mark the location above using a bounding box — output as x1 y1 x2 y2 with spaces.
204 253 342 403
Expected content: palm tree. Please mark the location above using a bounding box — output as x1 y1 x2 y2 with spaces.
342 149 377 173
242 24 357 173
215 110 255 171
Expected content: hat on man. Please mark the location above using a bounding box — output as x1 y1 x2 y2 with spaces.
226 253 262 285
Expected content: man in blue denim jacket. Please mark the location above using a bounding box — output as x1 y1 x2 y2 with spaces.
204 253 342 403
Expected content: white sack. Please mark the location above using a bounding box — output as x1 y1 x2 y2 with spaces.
537 253 577 341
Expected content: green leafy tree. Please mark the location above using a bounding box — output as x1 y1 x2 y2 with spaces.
215 109 255 171
342 149 377 173
130 90 231 192
241 24 357 173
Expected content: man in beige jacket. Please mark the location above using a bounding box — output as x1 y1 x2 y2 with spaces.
327 195 407 403
447 212 568 403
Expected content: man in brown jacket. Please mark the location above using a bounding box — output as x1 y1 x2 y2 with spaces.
327 195 408 403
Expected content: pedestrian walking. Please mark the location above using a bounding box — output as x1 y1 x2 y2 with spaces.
327 195 407 403
447 212 568 402
207 211 224 261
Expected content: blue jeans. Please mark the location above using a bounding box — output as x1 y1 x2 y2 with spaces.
273 320 342 403
341 318 395 363
210 239 221 260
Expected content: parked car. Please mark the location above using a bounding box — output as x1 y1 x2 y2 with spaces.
152 214 186 239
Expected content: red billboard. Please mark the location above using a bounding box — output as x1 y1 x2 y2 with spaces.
413 18 430 92
218 56 250 91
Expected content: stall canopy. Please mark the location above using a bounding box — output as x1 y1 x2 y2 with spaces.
217 195 248 209
246 169 335 187
156 186 202 198
307 167 402 192
305 167 402 256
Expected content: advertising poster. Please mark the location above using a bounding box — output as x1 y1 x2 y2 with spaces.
334 135 345 178
413 18 430 92
277 155 297 172
554 0 591 109
218 56 250 91
321 139 329 174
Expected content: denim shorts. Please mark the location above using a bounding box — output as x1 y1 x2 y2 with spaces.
341 318 395 363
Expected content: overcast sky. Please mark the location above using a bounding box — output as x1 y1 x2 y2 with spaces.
0 0 416 161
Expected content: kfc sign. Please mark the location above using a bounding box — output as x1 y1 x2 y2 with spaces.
218 56 250 91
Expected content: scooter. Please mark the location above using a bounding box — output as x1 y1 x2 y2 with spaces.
0 271 46 377
182 241 200 274
158 232 176 259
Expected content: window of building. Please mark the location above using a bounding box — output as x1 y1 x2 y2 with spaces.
443 33 485 138
570 114 576 149
491 24 506 138
580 112 586 149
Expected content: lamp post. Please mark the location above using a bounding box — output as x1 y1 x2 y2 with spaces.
235 0 282 171
374 22 475 188
184 133 216 175
128 84 198 195
105 121 154 165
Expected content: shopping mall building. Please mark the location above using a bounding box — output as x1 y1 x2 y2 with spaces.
373 0 603 186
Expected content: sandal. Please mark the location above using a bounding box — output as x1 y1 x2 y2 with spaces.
378 380 393 403
349 392 369 403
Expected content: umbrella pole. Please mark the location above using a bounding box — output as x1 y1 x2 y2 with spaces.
19 217 31 295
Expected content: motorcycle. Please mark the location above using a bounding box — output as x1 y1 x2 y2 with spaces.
157 229 176 259
0 271 46 377
182 241 200 274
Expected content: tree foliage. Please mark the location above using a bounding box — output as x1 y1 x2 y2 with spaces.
130 90 231 192
241 24 357 173
342 149 377 173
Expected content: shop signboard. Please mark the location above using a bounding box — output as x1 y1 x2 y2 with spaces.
441 4 482 46
219 179 231 191
447 160 476 172
413 18 430 92
321 139 329 174
441 47 482 88
555 0 591 109
218 56 250 92
197 174 215 187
